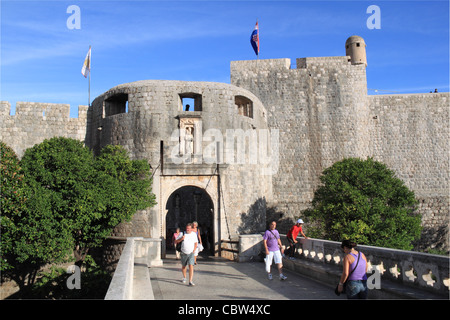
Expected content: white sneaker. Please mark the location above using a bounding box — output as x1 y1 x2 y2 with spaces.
189 282 195 286
182 278 186 283
268 273 273 280
280 274 287 280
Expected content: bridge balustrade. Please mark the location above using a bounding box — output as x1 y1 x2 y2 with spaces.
239 234 449 298
104 235 449 299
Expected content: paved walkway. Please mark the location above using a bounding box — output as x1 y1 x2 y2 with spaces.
149 253 343 300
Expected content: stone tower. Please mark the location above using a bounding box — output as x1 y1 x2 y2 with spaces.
85 80 274 260
345 35 367 67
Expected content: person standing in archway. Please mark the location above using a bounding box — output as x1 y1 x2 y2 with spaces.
172 228 181 259
192 221 203 265
175 223 198 286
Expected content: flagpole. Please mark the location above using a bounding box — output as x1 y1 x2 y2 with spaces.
256 19 259 60
88 45 91 107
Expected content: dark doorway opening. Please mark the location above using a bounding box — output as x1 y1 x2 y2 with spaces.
166 186 214 256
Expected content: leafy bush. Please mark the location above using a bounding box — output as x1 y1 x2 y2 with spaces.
303 157 422 250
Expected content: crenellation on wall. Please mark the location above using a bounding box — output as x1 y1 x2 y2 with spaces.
0 101 88 158
296 56 351 68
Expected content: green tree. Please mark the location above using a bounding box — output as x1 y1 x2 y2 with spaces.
19 137 97 268
73 144 157 265
1 141 73 293
303 157 421 250
2 136 156 294
1 141 26 272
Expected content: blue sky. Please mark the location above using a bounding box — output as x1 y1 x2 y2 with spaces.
1 0 449 118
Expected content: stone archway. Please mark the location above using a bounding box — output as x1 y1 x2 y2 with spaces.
165 186 215 255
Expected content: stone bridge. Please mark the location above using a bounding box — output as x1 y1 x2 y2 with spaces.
104 236 449 300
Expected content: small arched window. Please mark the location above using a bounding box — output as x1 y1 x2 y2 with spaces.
235 95 253 118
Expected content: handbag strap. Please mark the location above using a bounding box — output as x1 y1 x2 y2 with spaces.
348 252 361 277
268 230 279 240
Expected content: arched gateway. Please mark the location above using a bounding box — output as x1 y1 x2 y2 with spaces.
165 186 214 255
159 175 220 257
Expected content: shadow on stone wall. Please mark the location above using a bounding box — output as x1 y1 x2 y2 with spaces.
236 198 296 235
237 197 267 235
266 205 295 234
416 225 449 253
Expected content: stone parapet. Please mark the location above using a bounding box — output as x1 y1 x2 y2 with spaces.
0 101 88 158
238 234 263 262
279 237 449 299
104 237 162 300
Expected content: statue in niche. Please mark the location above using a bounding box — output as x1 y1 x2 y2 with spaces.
185 126 194 155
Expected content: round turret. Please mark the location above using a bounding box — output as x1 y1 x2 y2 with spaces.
345 35 367 67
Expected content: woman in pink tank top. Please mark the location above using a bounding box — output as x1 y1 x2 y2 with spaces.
337 240 369 299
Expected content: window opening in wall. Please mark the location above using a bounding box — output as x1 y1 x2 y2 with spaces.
179 93 202 112
235 95 253 118
182 98 195 111
104 93 129 117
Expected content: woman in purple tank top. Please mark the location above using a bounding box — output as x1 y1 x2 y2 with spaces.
337 240 368 299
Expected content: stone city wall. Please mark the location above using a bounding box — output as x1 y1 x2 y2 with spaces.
231 57 449 251
368 93 449 250
0 101 88 158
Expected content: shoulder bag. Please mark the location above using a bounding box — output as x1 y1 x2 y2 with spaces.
335 252 360 296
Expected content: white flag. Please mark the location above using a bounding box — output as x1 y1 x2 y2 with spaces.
81 47 91 78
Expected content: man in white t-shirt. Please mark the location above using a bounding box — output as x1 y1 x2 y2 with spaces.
175 223 198 286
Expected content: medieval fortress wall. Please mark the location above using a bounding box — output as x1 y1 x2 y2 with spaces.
1 36 448 251
231 56 370 214
0 101 88 158
230 55 449 250
368 93 449 249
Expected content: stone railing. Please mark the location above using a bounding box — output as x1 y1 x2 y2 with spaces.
238 234 449 299
104 237 162 300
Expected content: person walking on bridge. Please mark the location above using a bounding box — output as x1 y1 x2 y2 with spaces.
263 221 287 281
337 240 368 299
175 223 198 286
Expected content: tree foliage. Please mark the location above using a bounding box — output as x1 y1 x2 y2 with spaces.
1 141 74 291
303 157 422 250
1 141 28 272
1 138 156 291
